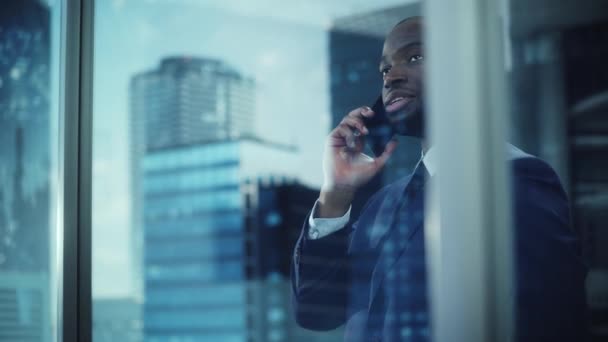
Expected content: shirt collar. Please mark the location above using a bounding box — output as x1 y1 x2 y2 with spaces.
420 143 528 177
421 146 437 177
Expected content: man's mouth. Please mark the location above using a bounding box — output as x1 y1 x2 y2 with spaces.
385 96 414 113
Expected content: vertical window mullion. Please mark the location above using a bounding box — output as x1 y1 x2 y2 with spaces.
424 0 514 341
60 0 94 341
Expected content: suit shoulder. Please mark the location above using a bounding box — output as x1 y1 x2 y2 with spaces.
508 147 567 202
508 145 559 182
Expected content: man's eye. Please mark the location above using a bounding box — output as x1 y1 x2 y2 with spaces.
381 66 391 76
409 55 424 63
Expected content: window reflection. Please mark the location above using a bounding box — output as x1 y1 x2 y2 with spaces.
509 2 608 340
0 2 59 341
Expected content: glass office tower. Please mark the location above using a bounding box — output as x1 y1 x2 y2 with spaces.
142 139 297 341
130 57 256 300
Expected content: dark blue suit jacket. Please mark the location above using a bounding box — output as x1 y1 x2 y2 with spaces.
291 153 587 341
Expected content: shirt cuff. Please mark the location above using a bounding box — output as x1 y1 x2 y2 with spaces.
307 199 351 239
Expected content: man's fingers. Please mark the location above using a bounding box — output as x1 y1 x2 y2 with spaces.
341 116 368 135
347 106 375 119
332 125 357 149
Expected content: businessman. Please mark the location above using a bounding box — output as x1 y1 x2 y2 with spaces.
291 16 587 341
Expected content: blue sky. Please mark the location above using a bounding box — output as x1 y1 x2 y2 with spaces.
92 0 412 298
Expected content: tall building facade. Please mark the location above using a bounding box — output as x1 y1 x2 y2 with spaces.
328 3 422 219
142 139 298 341
0 1 52 340
131 57 256 150
243 180 344 342
129 57 256 300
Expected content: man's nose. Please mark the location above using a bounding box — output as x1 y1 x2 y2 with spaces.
383 67 408 89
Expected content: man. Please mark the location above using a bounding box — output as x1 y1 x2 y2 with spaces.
291 17 587 341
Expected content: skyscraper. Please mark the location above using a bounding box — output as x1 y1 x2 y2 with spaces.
142 138 298 341
243 180 343 342
131 57 256 150
129 57 256 300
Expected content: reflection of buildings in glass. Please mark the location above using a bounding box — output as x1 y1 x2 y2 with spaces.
142 139 298 341
93 298 143 342
328 3 421 218
243 180 343 342
0 1 51 340
509 1 608 338
0 272 51 341
4 128 50 271
0 0 50 272
129 57 256 300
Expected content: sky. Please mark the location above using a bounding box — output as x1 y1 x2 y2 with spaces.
91 0 414 298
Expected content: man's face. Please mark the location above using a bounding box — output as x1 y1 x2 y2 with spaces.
380 17 425 137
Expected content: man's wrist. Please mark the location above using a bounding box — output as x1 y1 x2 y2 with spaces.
317 185 355 218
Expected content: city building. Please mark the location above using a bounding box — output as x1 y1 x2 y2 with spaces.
242 179 344 342
129 57 256 300
142 138 298 341
131 56 256 150
0 272 51 341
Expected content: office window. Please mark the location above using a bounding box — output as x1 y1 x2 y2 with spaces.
506 2 608 339
92 2 421 342
0 1 62 341
89 0 608 341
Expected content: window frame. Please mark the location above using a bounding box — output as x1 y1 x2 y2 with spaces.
59 0 94 341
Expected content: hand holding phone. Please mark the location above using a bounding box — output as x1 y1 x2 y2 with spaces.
321 98 397 191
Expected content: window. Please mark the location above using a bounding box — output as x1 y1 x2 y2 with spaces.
0 1 62 341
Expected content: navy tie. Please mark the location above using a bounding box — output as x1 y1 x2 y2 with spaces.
369 160 431 342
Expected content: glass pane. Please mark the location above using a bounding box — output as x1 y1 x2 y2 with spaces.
92 1 430 342
506 1 608 340
0 1 62 341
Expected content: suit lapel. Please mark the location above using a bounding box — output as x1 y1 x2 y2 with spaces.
367 175 412 248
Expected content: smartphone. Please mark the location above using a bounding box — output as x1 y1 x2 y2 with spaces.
362 96 394 156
